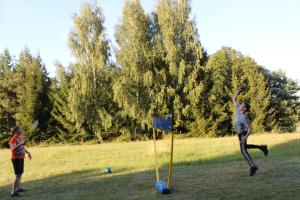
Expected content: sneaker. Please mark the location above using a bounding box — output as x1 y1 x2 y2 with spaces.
262 145 268 156
250 166 258 176
17 188 26 192
11 192 21 198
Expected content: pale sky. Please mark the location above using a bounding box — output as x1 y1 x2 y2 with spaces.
0 0 299 83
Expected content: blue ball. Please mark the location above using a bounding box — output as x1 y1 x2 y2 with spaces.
104 167 112 174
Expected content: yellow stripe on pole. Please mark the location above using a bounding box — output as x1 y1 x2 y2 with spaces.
167 131 174 188
153 128 160 182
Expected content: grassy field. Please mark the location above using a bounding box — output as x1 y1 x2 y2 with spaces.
0 133 300 200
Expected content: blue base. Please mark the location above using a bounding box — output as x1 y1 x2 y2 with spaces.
155 181 171 194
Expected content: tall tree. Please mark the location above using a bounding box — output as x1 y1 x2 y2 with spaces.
201 47 271 136
155 0 207 132
240 58 270 133
49 63 76 142
203 48 233 136
68 1 116 142
113 0 157 136
229 49 270 133
14 48 50 141
0 49 17 132
261 69 300 132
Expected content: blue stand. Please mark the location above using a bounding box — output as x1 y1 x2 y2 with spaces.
155 181 171 194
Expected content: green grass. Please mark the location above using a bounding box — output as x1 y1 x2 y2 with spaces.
0 133 300 200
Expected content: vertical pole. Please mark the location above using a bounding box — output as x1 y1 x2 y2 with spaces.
153 128 160 182
167 131 174 188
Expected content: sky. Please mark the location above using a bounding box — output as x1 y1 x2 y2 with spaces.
0 0 299 83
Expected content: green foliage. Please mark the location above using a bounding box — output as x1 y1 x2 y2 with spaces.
155 0 207 132
198 47 272 136
0 49 17 132
113 0 157 134
48 63 76 142
0 131 12 148
229 49 271 133
202 48 233 137
261 68 300 132
14 48 51 141
68 2 119 142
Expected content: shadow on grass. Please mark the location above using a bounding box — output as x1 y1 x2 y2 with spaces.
0 138 299 200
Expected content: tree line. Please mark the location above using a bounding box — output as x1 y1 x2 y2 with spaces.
0 0 299 146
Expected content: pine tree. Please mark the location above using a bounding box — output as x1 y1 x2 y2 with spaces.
201 47 271 136
229 48 270 133
242 58 270 133
262 69 300 132
0 49 17 132
14 48 50 142
49 63 76 142
203 48 233 136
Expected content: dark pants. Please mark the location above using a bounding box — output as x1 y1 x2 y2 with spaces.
11 159 24 176
238 132 263 167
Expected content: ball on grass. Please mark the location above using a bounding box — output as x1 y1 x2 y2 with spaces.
104 167 112 174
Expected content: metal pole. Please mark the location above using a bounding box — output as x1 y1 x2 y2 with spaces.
153 128 160 182
167 131 174 188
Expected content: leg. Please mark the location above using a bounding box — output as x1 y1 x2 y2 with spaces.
12 176 19 194
238 134 259 176
245 144 263 149
11 159 24 193
245 142 268 156
16 175 22 191
11 159 18 194
16 159 24 191
238 134 255 167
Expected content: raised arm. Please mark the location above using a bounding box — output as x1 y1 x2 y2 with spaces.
232 90 240 108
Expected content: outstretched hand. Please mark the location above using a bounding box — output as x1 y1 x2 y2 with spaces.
233 89 241 105
28 153 32 160
237 89 243 95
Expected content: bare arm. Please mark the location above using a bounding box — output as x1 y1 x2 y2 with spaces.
232 90 241 108
10 140 25 151
25 148 32 160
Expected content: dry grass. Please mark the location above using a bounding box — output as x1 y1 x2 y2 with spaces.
0 133 299 200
